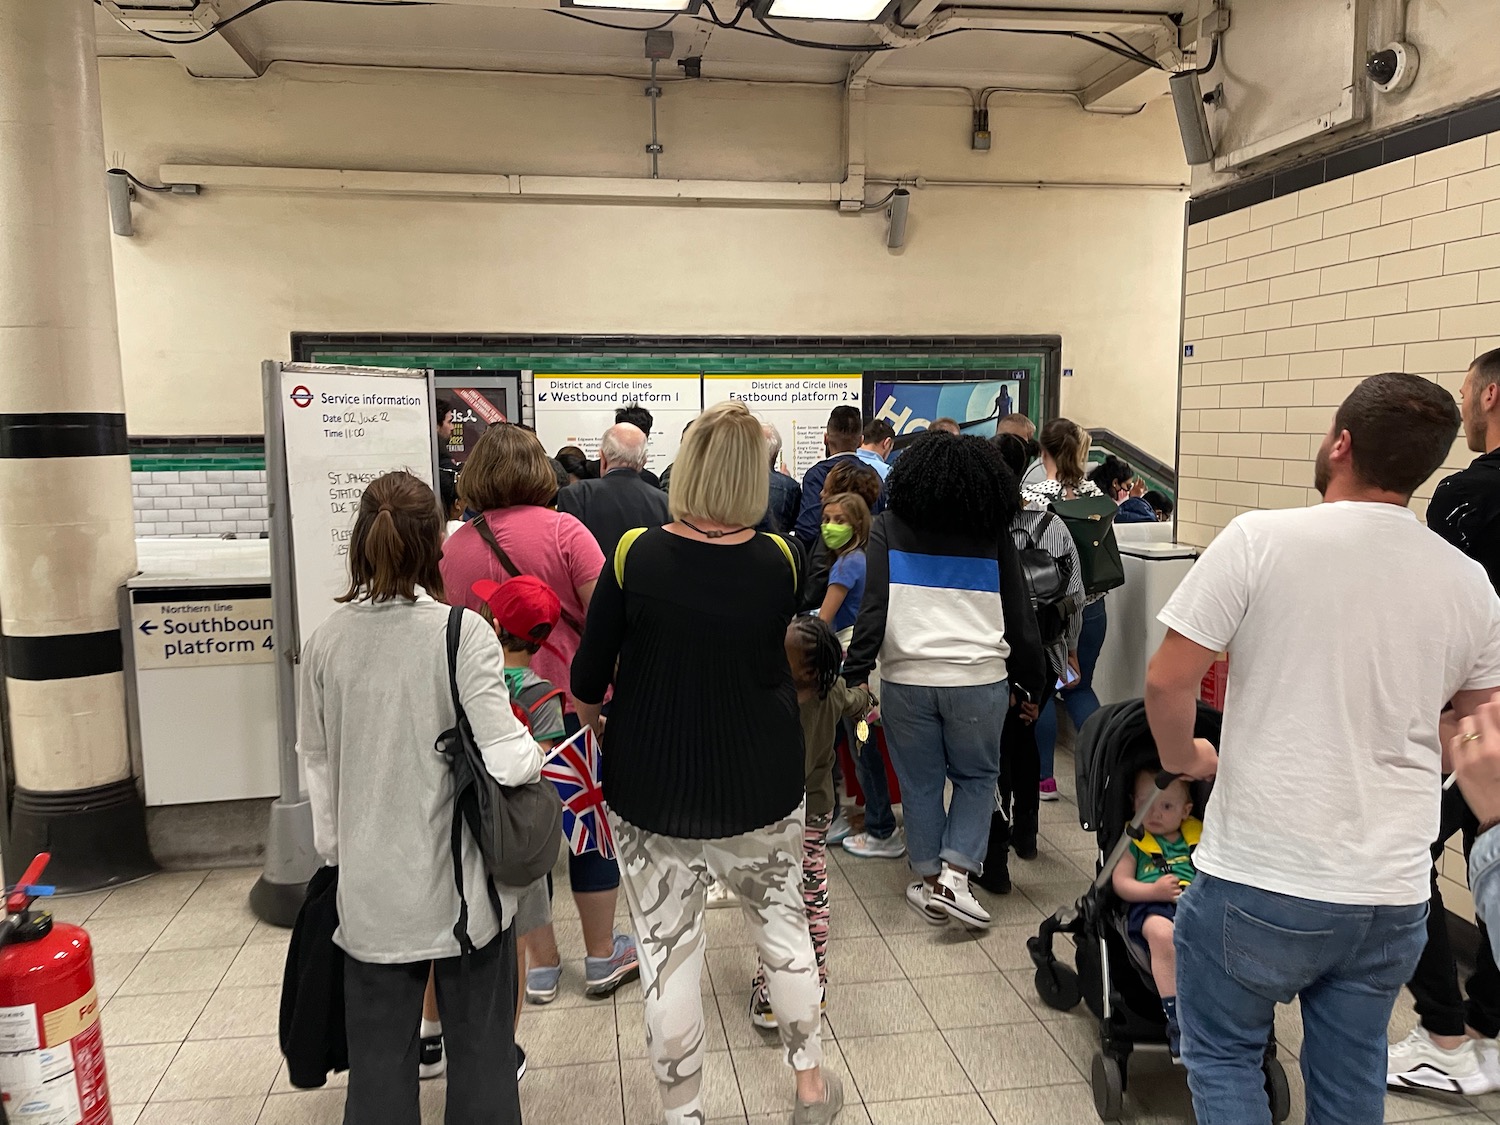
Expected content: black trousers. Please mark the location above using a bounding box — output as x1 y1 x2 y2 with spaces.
997 701 1042 850
343 926 521 1125
1408 785 1500 1038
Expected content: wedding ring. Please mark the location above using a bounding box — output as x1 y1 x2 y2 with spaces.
1463 732 1483 743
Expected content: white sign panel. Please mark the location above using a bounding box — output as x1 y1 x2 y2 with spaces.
703 374 864 481
279 367 434 642
532 373 701 477
131 592 273 669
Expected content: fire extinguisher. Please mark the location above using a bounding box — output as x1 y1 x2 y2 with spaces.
0 854 112 1125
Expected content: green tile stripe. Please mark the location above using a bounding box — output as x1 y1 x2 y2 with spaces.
312 353 1045 377
132 455 266 472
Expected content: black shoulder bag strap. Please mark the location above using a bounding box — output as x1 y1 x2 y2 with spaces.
442 609 508 1008
468 515 586 635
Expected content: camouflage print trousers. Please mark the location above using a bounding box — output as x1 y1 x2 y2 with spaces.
610 807 824 1125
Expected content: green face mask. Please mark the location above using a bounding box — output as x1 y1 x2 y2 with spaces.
821 521 854 550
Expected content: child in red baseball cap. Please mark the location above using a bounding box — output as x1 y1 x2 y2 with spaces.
471 574 569 1083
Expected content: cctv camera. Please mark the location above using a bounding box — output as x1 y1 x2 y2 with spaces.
1367 41 1419 93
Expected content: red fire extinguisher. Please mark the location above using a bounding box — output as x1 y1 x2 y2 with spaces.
0 854 112 1125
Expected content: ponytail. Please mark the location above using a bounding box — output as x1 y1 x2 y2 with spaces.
338 472 446 604
1040 418 1091 490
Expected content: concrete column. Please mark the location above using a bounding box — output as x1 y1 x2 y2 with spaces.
0 0 153 889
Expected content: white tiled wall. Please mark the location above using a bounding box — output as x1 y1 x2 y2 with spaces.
1179 129 1500 549
131 470 269 538
1180 129 1500 923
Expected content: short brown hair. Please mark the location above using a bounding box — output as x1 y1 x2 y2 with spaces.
459 423 558 511
337 471 445 604
1473 348 1500 391
822 492 872 555
823 459 882 510
1334 373 1460 496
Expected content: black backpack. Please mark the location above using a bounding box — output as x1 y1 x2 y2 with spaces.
436 607 563 953
1015 513 1076 649
1049 495 1126 597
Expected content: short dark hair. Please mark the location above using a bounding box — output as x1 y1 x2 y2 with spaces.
828 407 862 438
1473 348 1500 391
992 432 1029 479
887 431 1019 538
1334 372 1460 496
1143 489 1174 518
436 400 456 426
616 404 653 437
862 419 895 446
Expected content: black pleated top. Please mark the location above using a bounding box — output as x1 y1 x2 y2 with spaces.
571 528 804 839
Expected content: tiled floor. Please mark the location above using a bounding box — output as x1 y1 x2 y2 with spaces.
56 766 1496 1124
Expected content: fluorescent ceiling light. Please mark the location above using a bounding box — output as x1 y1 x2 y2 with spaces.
757 0 894 19
562 0 700 11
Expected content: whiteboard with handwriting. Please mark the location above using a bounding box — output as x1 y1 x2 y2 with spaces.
278 365 435 643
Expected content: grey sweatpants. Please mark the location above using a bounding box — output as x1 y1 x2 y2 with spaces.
611 808 823 1125
342 926 520 1125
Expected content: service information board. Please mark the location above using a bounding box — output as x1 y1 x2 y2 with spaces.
279 367 434 642
532 373 701 477
703 374 863 481
131 590 274 669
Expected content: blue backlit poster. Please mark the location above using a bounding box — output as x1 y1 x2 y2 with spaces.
872 377 1025 441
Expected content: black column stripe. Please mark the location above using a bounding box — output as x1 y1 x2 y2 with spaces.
2 631 123 680
0 413 128 459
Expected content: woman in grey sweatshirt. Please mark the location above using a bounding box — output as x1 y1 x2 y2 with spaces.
297 470 543 1125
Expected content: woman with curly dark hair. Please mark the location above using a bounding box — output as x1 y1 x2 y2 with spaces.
844 432 1046 929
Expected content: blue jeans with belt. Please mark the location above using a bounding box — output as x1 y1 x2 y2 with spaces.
877 678 1008 877
1036 598 1107 781
1175 872 1428 1125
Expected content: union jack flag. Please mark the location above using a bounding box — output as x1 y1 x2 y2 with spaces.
541 728 614 859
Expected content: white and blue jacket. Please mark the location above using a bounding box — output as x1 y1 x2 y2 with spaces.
844 510 1047 700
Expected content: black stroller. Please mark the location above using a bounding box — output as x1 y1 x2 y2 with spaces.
1026 699 1292 1123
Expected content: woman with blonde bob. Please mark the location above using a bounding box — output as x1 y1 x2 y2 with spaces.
298 471 541 1125
573 400 844 1125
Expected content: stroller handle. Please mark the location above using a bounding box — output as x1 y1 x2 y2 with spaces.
1153 769 1182 792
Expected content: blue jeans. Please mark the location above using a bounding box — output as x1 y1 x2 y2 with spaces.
850 720 896 840
1175 873 1428 1125
1037 598 1107 781
878 679 1008 877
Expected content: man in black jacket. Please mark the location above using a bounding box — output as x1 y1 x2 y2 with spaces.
557 423 670 559
1389 348 1500 1093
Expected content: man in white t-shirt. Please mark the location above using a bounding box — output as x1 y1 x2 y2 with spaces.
1146 372 1500 1125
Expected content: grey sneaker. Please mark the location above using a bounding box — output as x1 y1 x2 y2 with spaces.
585 932 640 997
791 1071 844 1125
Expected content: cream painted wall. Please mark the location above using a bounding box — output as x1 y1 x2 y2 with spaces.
1192 0 1500 191
100 59 1189 456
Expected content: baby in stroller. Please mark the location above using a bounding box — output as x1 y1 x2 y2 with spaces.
1110 772 1201 1062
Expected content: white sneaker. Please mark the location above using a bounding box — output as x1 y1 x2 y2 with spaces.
826 809 854 845
905 880 949 926
706 879 736 909
1474 1037 1500 1094
843 830 906 860
932 862 992 929
1387 1026 1494 1094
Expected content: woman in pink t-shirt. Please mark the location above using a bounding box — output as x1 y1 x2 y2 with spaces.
441 424 638 1008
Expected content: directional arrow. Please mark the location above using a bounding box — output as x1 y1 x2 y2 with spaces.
139 620 157 636
539 393 549 402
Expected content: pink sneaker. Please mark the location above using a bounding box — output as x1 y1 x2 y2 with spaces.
1039 778 1059 802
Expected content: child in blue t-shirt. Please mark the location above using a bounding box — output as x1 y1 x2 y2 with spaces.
1112 771 1201 1061
817 492 872 643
